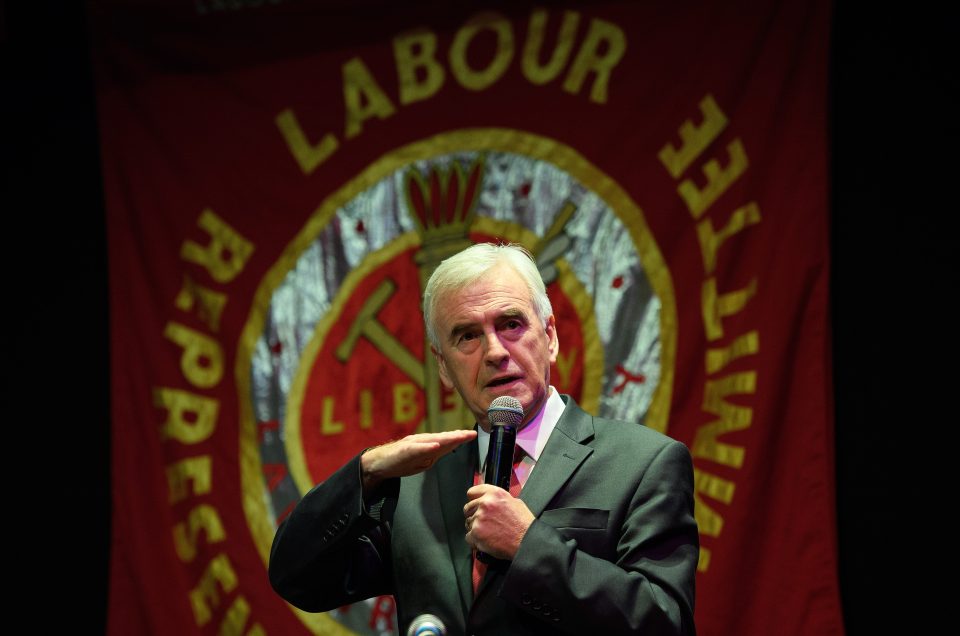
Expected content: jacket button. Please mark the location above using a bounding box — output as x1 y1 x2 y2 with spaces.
521 593 532 605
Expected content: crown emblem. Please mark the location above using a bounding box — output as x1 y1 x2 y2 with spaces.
406 157 483 272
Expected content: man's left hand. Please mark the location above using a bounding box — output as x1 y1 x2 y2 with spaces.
463 485 535 560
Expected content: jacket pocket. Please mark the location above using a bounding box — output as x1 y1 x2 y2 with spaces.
539 507 609 530
539 508 612 558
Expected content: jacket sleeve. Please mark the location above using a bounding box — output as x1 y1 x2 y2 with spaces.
268 453 400 612
499 439 699 635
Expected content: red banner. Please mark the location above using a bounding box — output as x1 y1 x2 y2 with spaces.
94 1 841 634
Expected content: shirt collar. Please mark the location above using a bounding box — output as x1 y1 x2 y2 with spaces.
477 387 566 471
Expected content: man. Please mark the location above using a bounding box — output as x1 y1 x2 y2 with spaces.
269 243 698 635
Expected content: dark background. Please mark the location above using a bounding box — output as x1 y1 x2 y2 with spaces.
4 1 953 632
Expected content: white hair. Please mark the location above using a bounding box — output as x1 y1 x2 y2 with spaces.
422 243 553 349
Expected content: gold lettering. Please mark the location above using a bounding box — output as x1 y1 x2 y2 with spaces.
692 372 756 468
678 139 749 219
562 17 626 103
359 390 373 429
164 322 224 389
692 467 735 572
166 455 213 504
698 547 711 573
275 108 339 175
522 9 580 85
218 596 265 636
175 276 228 332
449 12 514 91
343 57 397 139
705 330 759 375
693 468 735 537
438 389 472 431
173 504 227 562
394 383 418 423
702 277 757 341
658 94 728 179
321 396 344 435
189 553 238 627
697 202 762 274
181 209 254 284
443 390 463 411
154 388 219 444
394 29 445 104
555 347 578 388
692 465 736 573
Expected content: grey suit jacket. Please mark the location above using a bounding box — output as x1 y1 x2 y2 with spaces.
269 396 698 635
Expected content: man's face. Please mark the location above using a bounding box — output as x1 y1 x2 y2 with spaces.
431 262 559 431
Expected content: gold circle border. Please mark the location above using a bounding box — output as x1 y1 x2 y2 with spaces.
236 128 677 634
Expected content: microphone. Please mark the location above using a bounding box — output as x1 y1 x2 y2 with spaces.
477 396 523 564
406 614 446 636
484 396 523 489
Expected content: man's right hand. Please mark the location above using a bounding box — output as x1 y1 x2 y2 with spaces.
360 429 477 493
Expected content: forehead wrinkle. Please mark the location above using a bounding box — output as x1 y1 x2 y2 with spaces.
436 268 537 342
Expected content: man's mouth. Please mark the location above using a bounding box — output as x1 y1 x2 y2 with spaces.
486 376 520 388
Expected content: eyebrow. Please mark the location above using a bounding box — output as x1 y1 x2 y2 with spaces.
498 308 528 322
446 308 529 342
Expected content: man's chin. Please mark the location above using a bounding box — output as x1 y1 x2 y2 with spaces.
483 384 527 407
481 385 548 426
478 387 522 419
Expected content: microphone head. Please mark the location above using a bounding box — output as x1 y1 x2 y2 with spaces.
487 395 523 427
407 614 446 636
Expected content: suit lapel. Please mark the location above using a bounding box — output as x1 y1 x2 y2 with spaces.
436 436 477 617
518 399 594 517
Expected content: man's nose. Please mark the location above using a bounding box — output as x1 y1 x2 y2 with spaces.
483 332 509 365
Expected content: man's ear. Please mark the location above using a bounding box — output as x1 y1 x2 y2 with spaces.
545 315 559 364
432 346 454 389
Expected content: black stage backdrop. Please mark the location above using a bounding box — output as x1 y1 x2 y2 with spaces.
4 1 953 633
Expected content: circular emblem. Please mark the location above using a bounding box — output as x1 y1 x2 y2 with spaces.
238 129 676 635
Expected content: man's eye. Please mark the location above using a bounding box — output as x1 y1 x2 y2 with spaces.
503 319 522 330
455 331 480 352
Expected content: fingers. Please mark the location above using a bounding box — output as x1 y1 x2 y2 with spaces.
417 429 477 452
466 483 497 499
362 429 478 487
462 487 533 560
395 430 477 465
464 484 500 513
463 485 513 521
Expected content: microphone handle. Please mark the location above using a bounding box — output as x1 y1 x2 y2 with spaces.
478 424 517 564
484 424 517 489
